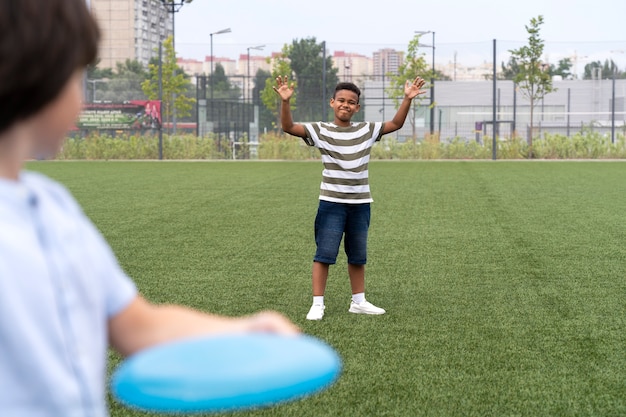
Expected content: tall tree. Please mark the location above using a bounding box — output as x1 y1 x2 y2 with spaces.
509 15 555 158
583 59 624 79
261 46 296 129
252 68 275 132
142 36 195 130
387 34 431 140
206 63 241 100
287 37 339 122
87 59 114 80
549 58 573 79
86 59 113 102
500 56 520 80
99 59 148 102
116 59 147 77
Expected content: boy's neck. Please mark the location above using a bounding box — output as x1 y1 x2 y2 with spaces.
0 126 30 180
332 118 352 127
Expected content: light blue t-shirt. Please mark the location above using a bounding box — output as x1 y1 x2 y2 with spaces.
0 171 137 417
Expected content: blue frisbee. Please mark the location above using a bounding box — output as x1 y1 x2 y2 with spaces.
110 333 341 414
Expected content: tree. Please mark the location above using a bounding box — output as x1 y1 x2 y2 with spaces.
116 59 147 77
253 69 275 132
387 34 431 141
87 59 114 80
583 59 625 79
549 58 573 79
206 64 241 100
434 69 452 81
98 59 148 102
509 15 555 158
287 37 339 122
500 56 520 80
142 36 195 131
261 45 296 129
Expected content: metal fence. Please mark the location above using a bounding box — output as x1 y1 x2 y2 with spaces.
83 39 626 144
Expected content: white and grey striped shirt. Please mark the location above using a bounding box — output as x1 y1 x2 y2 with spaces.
302 121 384 204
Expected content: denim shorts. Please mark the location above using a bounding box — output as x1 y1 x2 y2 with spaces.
314 200 371 265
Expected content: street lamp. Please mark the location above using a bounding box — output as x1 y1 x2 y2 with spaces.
209 28 231 139
210 28 232 100
246 45 265 104
160 0 189 49
87 79 107 102
609 50 624 144
160 1 190 134
415 30 436 136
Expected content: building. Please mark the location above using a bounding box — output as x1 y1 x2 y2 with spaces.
373 48 404 78
362 79 626 142
90 0 173 69
203 56 238 76
177 58 204 76
237 54 271 78
236 54 272 101
332 51 373 84
437 60 499 81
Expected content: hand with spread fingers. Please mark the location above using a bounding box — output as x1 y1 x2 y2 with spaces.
405 76 427 100
273 76 296 101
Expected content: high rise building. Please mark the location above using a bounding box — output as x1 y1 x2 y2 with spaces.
332 51 374 84
90 0 173 69
373 48 404 78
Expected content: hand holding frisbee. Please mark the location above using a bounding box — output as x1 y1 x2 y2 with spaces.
111 333 342 414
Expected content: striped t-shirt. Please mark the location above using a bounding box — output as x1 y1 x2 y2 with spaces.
302 121 384 204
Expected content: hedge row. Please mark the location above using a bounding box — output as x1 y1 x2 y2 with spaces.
56 131 626 160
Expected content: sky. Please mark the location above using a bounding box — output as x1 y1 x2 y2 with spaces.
174 0 626 74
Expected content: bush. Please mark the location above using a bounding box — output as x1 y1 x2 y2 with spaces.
58 133 234 160
257 132 318 160
57 131 626 160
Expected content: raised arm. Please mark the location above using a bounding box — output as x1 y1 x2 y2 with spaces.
382 76 427 135
273 76 307 138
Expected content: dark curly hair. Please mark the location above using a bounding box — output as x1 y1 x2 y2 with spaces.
333 82 361 103
0 0 100 134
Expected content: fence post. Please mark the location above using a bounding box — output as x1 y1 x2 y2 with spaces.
611 69 616 144
513 83 517 135
158 41 163 161
567 88 571 137
492 39 497 161
322 41 327 122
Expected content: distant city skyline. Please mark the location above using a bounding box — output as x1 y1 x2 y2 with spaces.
173 0 626 77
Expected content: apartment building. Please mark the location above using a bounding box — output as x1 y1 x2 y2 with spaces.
373 48 404 78
90 0 173 69
333 51 374 84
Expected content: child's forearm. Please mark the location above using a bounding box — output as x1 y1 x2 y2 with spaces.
280 99 295 132
382 94 418 134
387 96 413 131
280 99 307 137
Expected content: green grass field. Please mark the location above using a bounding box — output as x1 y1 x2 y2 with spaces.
28 160 626 417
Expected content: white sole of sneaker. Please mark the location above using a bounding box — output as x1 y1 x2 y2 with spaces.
348 307 385 315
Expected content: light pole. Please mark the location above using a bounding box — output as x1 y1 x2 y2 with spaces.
609 50 624 144
246 45 265 104
87 79 106 102
415 30 435 136
210 28 232 101
160 0 188 134
209 28 231 142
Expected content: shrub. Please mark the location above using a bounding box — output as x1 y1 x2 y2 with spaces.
57 131 626 160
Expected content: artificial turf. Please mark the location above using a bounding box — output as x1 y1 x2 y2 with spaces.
28 160 626 417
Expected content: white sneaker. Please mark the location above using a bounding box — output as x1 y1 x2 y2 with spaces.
349 300 386 315
306 304 325 320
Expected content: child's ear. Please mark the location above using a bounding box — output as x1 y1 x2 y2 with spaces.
355 103 361 113
329 98 334 107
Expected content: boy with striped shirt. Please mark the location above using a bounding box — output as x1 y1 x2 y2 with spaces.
274 76 426 320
